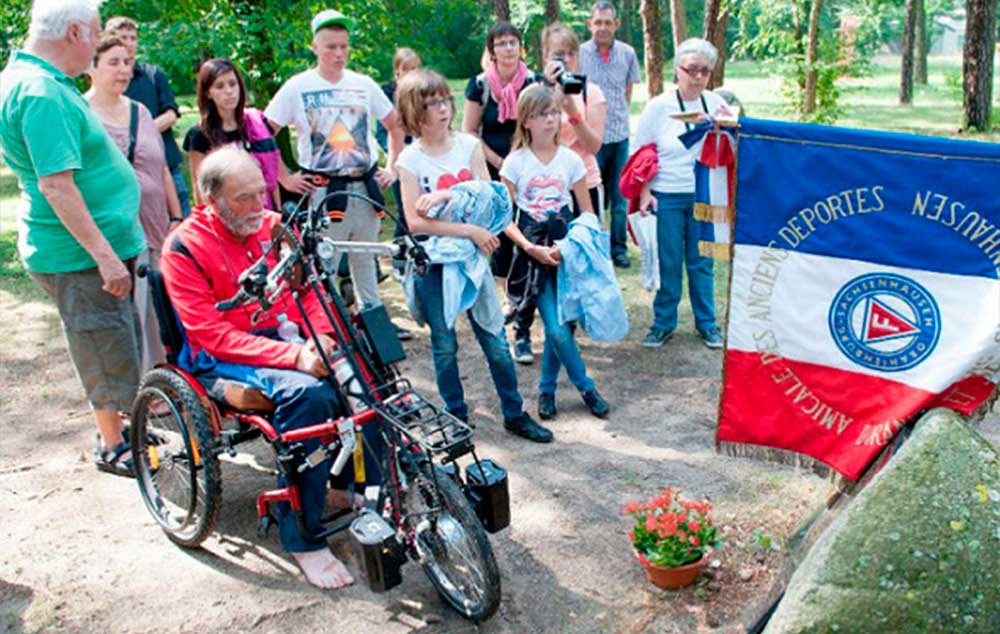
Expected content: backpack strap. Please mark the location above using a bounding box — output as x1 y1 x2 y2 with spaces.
126 101 139 164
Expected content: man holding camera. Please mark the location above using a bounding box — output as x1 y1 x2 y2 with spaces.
580 1 641 269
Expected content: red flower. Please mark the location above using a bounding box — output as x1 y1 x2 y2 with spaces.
690 535 700 546
688 521 701 533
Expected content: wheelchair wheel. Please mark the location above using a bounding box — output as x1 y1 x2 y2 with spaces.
130 368 221 548
403 462 501 622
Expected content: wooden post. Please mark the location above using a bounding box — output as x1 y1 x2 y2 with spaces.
915 0 928 84
494 0 510 22
669 0 688 49
703 0 729 89
900 0 917 104
802 0 825 115
642 0 665 97
546 0 560 24
962 0 997 130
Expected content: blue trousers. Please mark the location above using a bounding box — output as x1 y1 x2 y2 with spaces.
413 265 524 421
596 139 630 257
170 165 192 218
198 363 382 553
651 191 717 334
537 273 595 396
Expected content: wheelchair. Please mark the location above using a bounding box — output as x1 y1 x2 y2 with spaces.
129 192 508 622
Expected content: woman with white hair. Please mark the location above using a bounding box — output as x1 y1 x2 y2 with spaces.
635 37 730 350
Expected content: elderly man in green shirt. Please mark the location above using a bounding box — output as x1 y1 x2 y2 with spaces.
0 0 146 476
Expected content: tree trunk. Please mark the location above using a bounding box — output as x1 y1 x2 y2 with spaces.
642 0 664 97
621 0 633 46
915 0 928 84
802 0 825 115
545 0 560 24
962 0 997 130
792 0 807 92
900 0 917 104
494 0 510 22
669 0 688 49
703 0 729 88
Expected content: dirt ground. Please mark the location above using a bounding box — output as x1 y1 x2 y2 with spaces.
2 271 997 634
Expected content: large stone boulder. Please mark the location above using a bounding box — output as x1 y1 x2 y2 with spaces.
764 408 1000 633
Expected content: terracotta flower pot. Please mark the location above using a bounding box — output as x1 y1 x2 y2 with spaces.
639 555 706 590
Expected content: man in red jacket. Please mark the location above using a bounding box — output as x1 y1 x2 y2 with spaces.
160 147 362 590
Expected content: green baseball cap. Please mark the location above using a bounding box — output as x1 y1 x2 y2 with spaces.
311 9 355 35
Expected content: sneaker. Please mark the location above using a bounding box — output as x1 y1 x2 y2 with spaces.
513 338 534 364
503 413 554 443
393 323 413 341
612 253 631 268
581 389 610 418
642 328 674 348
700 326 724 349
538 393 557 420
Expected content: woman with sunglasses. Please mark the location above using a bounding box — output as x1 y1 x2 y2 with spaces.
634 38 731 350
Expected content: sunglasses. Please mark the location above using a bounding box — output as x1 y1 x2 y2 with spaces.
678 65 713 78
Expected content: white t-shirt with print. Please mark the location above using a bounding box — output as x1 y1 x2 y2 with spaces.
396 132 480 194
634 88 727 193
265 68 392 176
500 145 586 222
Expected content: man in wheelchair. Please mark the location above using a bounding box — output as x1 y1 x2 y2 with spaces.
159 147 369 589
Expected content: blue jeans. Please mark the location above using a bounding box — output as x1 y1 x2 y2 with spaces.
596 139 630 257
651 191 716 334
414 266 524 421
170 165 192 218
197 363 382 553
536 274 595 396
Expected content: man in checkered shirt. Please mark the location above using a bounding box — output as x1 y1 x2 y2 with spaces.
579 1 641 269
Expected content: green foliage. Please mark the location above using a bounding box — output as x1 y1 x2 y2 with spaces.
0 230 25 277
92 0 492 101
0 0 31 69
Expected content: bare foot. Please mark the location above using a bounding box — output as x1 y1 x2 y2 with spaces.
292 549 354 589
325 488 365 512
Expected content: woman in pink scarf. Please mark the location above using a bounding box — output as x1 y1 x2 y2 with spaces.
463 22 540 181
463 22 541 280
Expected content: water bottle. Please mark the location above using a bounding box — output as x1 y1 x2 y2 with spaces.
276 314 304 344
332 356 367 413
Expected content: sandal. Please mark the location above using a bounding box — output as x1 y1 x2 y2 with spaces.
94 436 135 478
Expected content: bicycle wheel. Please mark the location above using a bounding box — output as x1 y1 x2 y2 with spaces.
130 368 222 548
403 462 501 622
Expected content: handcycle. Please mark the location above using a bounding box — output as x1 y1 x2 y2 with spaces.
129 191 509 621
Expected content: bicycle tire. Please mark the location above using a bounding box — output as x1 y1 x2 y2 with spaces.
130 368 222 548
406 463 501 622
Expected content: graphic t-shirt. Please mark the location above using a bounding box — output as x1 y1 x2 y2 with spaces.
396 132 480 194
499 145 586 223
264 69 392 176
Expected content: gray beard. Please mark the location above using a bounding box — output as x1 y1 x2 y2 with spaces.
216 199 263 237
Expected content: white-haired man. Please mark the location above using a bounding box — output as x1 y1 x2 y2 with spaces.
161 147 376 589
0 0 146 476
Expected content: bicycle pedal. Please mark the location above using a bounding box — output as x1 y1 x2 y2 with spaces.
257 514 277 539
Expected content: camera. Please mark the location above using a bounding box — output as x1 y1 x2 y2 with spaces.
551 55 585 95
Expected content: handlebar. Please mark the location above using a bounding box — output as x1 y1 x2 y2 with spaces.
215 190 430 314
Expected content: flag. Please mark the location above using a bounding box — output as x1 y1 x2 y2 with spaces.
682 123 736 260
717 118 1000 480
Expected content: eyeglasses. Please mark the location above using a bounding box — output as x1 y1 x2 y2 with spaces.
530 109 562 120
424 97 452 109
678 66 712 78
493 38 521 49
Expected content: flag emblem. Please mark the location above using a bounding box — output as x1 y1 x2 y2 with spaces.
828 272 941 372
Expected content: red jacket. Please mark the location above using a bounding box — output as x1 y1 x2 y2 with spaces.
159 205 332 369
619 143 659 217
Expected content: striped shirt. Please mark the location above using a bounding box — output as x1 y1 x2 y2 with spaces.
579 39 641 144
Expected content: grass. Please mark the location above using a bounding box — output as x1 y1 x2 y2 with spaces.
2 53 999 284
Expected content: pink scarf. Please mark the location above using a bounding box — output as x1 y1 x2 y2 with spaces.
485 60 528 123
